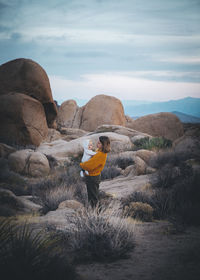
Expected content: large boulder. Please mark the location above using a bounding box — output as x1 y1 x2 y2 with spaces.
101 174 153 199
127 112 184 141
43 128 62 143
93 124 152 138
135 149 156 164
80 95 126 131
35 208 77 230
8 149 50 177
0 189 42 216
0 58 57 127
8 149 34 174
59 127 88 141
26 152 50 177
123 156 147 177
37 132 133 164
57 100 79 128
0 93 48 146
0 188 24 216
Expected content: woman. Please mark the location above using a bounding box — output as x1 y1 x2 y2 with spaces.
80 136 110 207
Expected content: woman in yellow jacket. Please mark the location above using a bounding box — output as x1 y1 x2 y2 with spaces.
80 136 110 207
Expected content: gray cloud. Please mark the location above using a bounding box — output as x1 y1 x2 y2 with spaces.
0 0 200 87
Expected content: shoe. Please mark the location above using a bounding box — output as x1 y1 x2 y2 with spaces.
80 171 84 177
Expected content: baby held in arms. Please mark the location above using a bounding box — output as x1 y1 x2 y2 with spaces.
80 139 96 177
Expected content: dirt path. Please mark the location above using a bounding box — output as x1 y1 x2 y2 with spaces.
76 221 200 280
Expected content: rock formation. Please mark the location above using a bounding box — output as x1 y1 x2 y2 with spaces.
127 112 184 141
57 100 79 128
8 149 50 177
0 93 48 146
57 95 126 131
0 58 57 127
80 95 126 131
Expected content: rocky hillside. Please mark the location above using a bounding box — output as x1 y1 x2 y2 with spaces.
0 58 200 280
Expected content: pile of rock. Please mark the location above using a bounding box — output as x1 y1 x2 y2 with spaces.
0 58 58 146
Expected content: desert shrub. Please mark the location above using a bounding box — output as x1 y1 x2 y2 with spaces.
124 202 153 222
62 204 135 263
150 189 173 219
153 162 193 189
101 166 122 180
122 152 200 224
35 184 76 213
100 154 134 180
32 180 87 214
121 189 175 220
149 150 193 169
115 157 135 169
151 169 200 222
134 137 172 150
31 165 87 213
55 164 82 185
0 219 77 280
106 154 135 170
121 191 153 207
98 191 115 208
169 171 200 225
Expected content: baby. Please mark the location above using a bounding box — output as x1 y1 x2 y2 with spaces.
80 139 96 177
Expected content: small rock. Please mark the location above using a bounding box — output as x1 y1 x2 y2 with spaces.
58 199 84 210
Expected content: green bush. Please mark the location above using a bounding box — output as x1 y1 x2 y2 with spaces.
0 219 77 280
134 137 172 150
124 202 153 222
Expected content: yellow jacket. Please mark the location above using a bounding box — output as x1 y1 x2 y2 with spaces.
80 151 107 176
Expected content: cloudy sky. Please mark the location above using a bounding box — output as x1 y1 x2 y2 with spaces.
0 0 200 104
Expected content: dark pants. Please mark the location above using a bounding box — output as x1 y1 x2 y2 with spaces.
85 175 101 208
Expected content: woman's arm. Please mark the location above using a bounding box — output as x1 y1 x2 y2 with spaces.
80 152 106 172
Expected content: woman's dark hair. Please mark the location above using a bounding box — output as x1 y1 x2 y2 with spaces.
99 136 111 153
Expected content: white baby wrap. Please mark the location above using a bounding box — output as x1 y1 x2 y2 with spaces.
80 139 96 177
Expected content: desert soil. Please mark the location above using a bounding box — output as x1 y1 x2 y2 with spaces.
77 221 200 280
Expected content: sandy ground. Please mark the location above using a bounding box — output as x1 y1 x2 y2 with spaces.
76 221 200 280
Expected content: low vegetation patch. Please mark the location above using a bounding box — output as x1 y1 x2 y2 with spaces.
124 202 153 222
55 204 135 263
101 154 134 180
31 165 87 213
122 148 200 225
0 219 77 280
101 166 122 180
149 150 194 169
134 137 172 151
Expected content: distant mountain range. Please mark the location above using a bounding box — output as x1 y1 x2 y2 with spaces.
172 111 200 123
132 111 200 123
123 97 200 118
